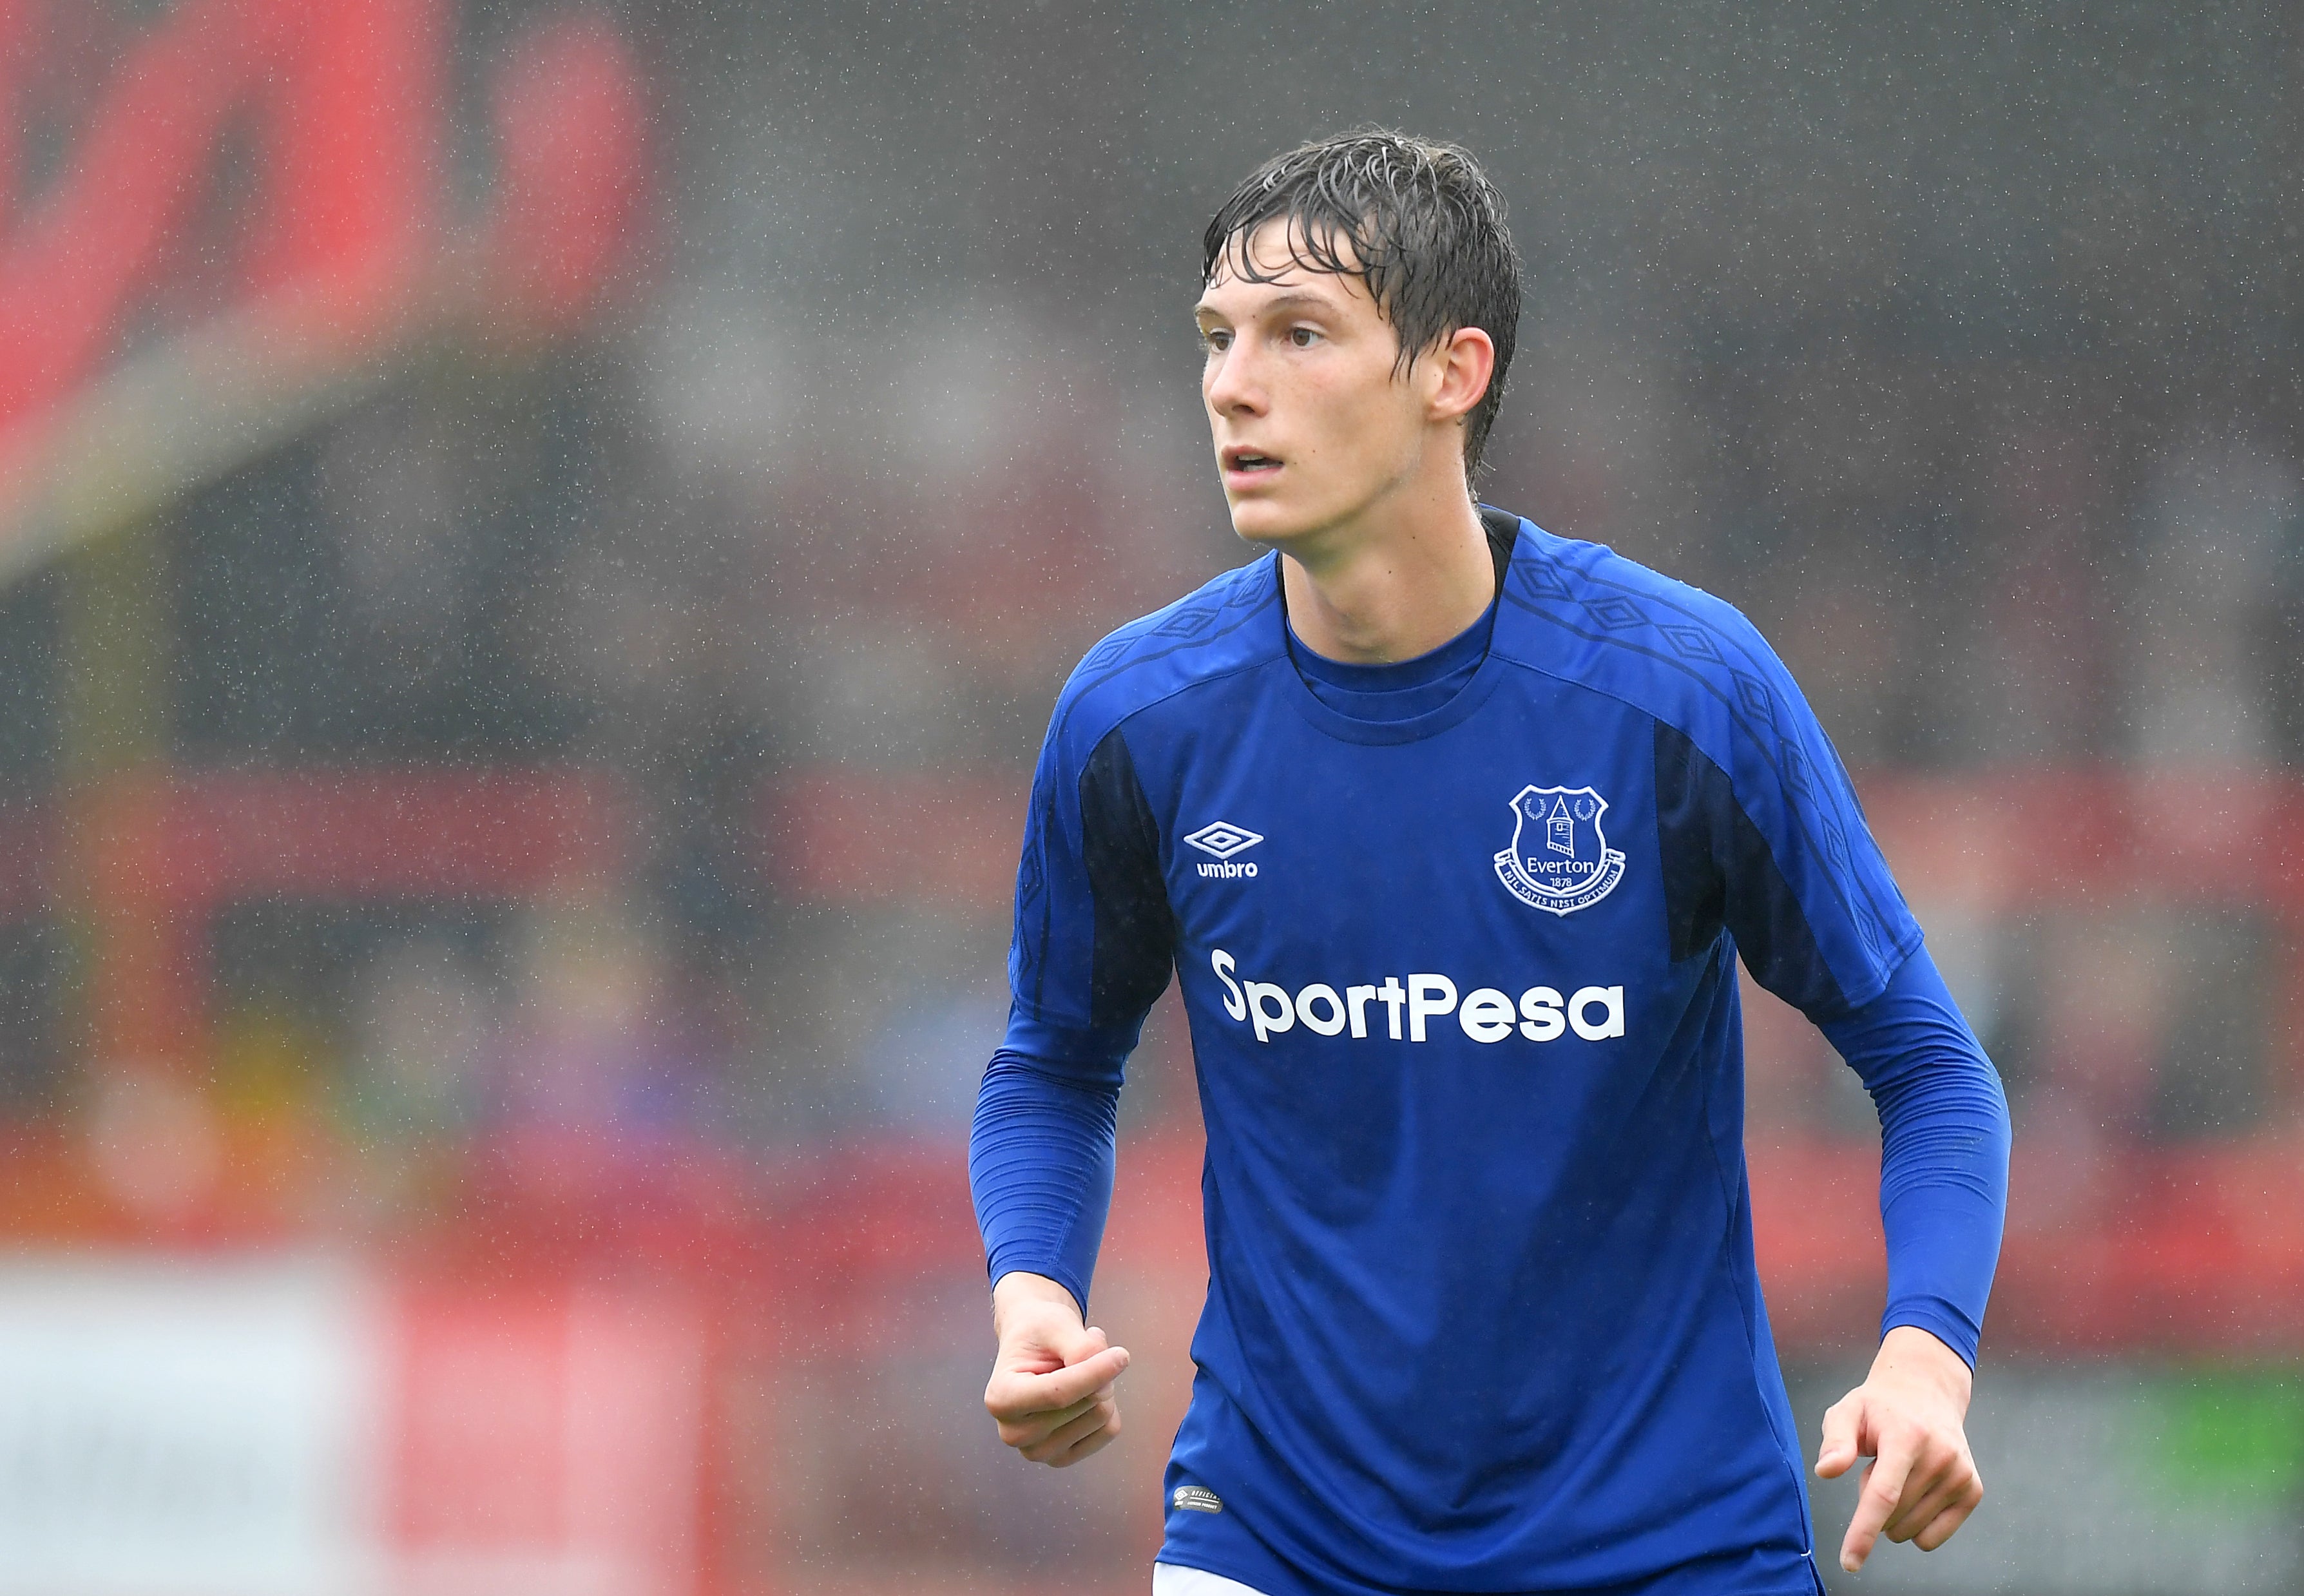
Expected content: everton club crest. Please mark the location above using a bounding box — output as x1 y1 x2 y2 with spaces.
1493 784 1627 916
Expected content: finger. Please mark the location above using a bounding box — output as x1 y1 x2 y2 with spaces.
1047 1405 1124 1467
991 1389 1097 1448
1035 1343 1128 1405
1021 1396 1117 1463
985 1345 1127 1419
984 1369 1085 1427
1841 1443 1917 1573
1814 1394 1864 1479
1881 1456 1965 1544
1912 1476 1985 1552
1024 1396 1113 1459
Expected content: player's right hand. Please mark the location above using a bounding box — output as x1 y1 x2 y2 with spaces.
983 1270 1130 1467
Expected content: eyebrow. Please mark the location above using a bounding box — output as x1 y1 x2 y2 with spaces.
1256 293 1340 316
1195 290 1343 322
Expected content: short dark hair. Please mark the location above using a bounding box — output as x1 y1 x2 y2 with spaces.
1202 130 1521 480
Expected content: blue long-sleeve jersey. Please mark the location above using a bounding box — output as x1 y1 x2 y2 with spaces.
971 510 2010 1596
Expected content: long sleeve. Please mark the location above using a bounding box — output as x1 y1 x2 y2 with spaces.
968 1036 1123 1316
1818 945 2011 1367
1646 609 2008 1365
970 691 1175 1314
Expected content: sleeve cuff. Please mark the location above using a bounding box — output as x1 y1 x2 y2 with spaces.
1881 1299 1983 1370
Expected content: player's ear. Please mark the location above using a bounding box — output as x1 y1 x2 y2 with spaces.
1430 327 1496 423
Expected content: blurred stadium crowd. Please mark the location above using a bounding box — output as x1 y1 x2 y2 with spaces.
0 3 2300 1593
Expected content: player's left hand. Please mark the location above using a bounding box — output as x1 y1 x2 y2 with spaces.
1815 1324 1982 1572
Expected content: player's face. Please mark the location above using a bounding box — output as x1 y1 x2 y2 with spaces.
1195 222 1445 547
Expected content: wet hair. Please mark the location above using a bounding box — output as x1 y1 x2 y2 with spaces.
1202 129 1522 480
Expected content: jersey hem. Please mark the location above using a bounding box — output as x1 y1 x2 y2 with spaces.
1152 1545 1829 1596
1151 1555 1260 1593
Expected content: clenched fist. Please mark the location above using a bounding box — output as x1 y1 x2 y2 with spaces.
983 1271 1131 1468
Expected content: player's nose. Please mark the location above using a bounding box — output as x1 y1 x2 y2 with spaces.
1204 341 1267 416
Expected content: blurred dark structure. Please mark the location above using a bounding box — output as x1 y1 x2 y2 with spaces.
0 3 2299 1593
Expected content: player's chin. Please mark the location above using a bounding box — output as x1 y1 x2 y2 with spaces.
1224 495 1321 547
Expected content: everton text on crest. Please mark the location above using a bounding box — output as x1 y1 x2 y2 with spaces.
1493 785 1627 916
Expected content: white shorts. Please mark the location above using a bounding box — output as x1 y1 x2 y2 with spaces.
1152 1562 1270 1596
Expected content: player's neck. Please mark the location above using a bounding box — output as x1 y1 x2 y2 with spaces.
1276 482 1494 665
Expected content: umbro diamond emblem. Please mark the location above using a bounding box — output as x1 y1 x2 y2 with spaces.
1184 820 1262 879
1183 820 1262 859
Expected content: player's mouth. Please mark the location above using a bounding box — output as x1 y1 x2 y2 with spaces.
1221 447 1284 488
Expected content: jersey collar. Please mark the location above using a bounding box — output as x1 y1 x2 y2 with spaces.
1269 515 1531 747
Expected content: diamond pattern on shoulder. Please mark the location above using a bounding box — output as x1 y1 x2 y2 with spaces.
1155 604 1219 639
1780 740 1814 795
1584 594 1647 630
1734 672 1777 729
1519 562 1574 601
1658 623 1722 662
1821 817 1850 869
1081 634 1131 671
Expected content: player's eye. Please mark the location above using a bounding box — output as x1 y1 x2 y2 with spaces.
1200 327 1231 354
1288 325 1320 348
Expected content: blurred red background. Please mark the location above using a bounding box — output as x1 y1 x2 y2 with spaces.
0 3 2300 1593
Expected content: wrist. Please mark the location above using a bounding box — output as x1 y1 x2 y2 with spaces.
992 1270 1086 1340
1874 1324 1973 1409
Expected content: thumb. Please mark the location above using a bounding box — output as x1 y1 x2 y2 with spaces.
1815 1392 1867 1479
1006 1316 1126 1381
1029 1321 1115 1374
1062 1323 1129 1381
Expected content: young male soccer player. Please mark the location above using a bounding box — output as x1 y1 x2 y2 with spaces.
970 131 2010 1596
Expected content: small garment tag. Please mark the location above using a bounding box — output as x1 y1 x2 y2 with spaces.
1171 1485 1224 1514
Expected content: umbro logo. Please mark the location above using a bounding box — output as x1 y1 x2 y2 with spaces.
1184 820 1262 878
1183 820 1262 859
